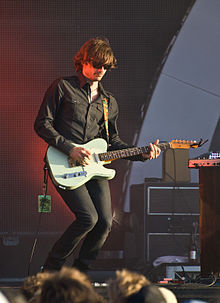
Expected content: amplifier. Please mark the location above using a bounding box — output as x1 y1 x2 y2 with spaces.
147 214 199 233
147 233 200 264
188 158 220 168
188 151 220 168
130 182 199 263
162 149 190 182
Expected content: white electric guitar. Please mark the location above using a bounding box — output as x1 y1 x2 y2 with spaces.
46 138 201 190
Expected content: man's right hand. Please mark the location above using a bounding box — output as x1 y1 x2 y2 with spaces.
69 147 91 166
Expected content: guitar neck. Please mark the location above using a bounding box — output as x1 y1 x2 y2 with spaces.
98 142 171 162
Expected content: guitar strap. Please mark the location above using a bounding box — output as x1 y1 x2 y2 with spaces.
102 98 109 142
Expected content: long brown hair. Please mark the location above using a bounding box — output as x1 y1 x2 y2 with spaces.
74 37 117 72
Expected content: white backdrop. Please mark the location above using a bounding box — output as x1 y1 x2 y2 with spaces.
125 0 220 211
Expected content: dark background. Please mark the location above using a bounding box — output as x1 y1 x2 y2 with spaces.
0 0 193 244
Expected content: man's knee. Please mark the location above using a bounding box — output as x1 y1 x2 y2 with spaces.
98 216 112 234
78 213 98 231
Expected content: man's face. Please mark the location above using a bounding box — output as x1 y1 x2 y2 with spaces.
82 62 107 82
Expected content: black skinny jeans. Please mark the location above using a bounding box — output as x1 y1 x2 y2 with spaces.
44 179 113 270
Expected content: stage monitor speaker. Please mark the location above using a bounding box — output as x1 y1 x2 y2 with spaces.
0 233 67 279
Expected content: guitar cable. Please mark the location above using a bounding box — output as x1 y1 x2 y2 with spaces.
27 163 49 276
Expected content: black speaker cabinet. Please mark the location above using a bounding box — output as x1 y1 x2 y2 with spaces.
162 149 190 182
0 233 67 279
130 182 199 263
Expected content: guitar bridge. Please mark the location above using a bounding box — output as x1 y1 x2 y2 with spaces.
62 171 87 179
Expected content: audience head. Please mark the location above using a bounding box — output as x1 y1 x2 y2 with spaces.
108 269 180 303
39 266 105 303
0 289 26 303
22 272 52 300
125 285 166 303
158 287 178 303
108 269 151 303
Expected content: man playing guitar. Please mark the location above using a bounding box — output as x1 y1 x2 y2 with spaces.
34 37 161 272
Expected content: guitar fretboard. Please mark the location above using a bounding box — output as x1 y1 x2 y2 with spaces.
98 142 171 162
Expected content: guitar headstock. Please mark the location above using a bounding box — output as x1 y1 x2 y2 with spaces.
169 139 201 149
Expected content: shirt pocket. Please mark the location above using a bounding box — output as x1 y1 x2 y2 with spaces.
90 103 104 123
64 97 78 107
63 97 86 122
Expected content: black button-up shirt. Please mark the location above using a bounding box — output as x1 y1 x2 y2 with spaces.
34 74 137 157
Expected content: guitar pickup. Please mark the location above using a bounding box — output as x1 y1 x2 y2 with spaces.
62 171 87 179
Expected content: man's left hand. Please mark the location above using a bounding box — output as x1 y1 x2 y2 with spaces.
142 139 161 160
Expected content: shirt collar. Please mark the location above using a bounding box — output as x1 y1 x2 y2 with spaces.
77 72 109 99
98 82 109 99
77 72 88 88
